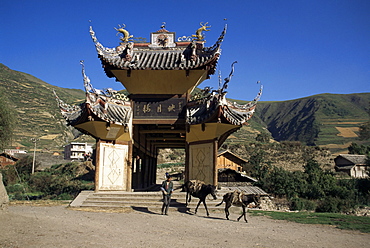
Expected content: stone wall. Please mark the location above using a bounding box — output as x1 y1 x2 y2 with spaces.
0 173 9 209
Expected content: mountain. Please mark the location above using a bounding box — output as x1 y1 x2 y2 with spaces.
1 63 369 154
0 63 92 152
227 93 370 154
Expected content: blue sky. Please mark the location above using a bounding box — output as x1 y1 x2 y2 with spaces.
1 0 369 102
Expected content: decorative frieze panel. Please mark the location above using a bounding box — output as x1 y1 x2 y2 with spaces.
133 97 186 119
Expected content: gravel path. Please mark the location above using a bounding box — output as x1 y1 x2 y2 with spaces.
1 205 369 248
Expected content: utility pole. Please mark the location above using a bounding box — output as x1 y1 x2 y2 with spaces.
31 138 39 174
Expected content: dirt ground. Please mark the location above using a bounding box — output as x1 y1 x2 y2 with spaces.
0 204 369 248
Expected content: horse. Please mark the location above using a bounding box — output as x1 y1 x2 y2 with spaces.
182 180 217 216
216 190 261 223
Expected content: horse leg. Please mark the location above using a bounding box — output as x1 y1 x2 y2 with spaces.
186 192 192 207
225 202 231 220
203 200 210 216
194 199 202 214
237 205 247 222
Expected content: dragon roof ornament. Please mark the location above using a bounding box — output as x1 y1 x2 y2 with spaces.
192 22 211 41
114 24 133 43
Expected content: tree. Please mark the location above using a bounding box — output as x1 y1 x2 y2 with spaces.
359 101 370 140
0 92 16 151
347 142 370 155
359 121 370 140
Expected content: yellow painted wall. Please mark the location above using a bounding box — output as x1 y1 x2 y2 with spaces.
112 70 208 95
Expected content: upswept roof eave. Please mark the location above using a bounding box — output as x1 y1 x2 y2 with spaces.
53 65 133 127
187 83 262 126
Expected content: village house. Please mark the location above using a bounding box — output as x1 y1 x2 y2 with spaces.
334 154 369 178
216 149 257 184
64 142 93 161
4 148 27 155
216 149 247 172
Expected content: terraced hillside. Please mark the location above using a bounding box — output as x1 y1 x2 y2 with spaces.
254 93 370 154
0 63 91 152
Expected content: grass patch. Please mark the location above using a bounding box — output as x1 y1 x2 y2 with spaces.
252 210 370 233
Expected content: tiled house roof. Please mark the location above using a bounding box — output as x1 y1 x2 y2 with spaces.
334 154 367 167
218 149 248 164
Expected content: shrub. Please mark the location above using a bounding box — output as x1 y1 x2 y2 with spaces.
6 183 25 193
316 196 356 213
290 197 317 211
13 162 95 200
254 158 370 213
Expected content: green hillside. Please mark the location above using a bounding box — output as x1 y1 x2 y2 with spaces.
0 63 92 152
254 93 370 153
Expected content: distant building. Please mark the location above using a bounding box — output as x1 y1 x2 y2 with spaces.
0 152 19 168
4 149 27 156
334 154 368 178
216 149 248 172
64 142 93 161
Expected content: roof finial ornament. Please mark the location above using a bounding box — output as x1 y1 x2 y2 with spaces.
192 22 211 41
114 24 133 43
220 61 238 94
80 60 95 94
161 22 166 29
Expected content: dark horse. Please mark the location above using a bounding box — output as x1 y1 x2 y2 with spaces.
216 190 261 223
182 180 217 216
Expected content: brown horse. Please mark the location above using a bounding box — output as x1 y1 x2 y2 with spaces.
216 190 261 223
182 180 217 216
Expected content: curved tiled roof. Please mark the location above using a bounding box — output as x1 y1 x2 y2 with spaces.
89 25 226 76
187 84 263 125
54 91 132 128
54 64 132 127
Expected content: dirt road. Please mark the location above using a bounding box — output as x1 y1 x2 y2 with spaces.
1 204 369 248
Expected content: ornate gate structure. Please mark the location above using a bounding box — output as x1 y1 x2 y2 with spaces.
55 23 262 191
